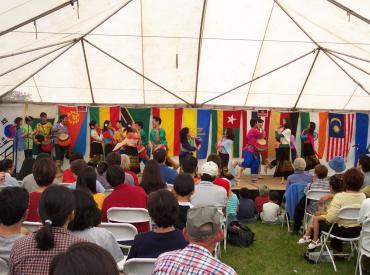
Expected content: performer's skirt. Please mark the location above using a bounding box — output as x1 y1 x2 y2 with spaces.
302 142 319 170
123 146 140 174
90 142 103 157
219 153 229 169
274 147 294 179
104 143 114 157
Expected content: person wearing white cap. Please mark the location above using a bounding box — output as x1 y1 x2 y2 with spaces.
190 162 227 207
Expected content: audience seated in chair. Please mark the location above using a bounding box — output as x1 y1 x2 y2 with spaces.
121 154 139 186
227 191 239 224
76 166 105 210
312 168 365 252
261 191 282 224
328 156 346 178
69 189 124 263
26 158 57 222
255 184 270 214
0 187 29 271
180 155 200 184
207 154 231 195
237 188 258 224
152 205 236 274
140 160 166 195
62 153 83 183
101 165 148 232
359 155 370 197
173 174 194 230
154 148 178 185
0 159 19 187
21 154 60 193
127 189 188 259
10 185 84 275
286 158 313 191
49 242 120 275
190 161 227 207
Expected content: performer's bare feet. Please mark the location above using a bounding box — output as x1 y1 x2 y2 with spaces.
263 164 268 174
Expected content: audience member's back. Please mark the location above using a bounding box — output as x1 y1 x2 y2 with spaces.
62 153 83 183
360 155 370 188
237 188 257 223
127 190 188 259
173 174 194 230
181 155 200 184
0 187 29 269
255 184 270 213
140 160 166 195
154 149 178 185
261 191 281 224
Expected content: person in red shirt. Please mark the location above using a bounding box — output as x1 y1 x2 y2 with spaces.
255 184 270 213
27 157 57 222
206 154 231 196
62 153 83 183
101 165 148 232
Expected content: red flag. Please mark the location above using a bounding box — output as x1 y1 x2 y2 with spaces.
223 110 241 129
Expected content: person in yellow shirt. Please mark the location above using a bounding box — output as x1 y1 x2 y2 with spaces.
114 120 126 144
76 166 105 210
35 112 53 154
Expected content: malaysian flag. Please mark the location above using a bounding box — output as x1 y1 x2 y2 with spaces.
326 113 354 161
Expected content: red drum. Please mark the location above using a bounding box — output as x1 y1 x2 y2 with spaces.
255 139 268 152
41 142 53 153
137 145 147 158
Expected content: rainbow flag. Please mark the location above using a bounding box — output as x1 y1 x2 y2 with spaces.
59 105 88 155
152 108 183 156
89 106 120 129
182 109 211 159
210 110 242 158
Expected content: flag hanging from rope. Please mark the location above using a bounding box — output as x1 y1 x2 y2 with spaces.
326 113 354 161
89 106 120 129
355 113 369 166
121 108 151 145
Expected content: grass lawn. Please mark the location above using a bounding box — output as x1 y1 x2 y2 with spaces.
222 222 356 275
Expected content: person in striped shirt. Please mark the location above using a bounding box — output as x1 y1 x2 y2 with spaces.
305 165 329 214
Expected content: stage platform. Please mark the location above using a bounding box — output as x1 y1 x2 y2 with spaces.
232 175 286 191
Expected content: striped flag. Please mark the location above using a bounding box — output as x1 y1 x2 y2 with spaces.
152 108 183 156
89 106 120 129
326 113 354 161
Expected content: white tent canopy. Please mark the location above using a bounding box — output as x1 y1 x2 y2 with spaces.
0 0 369 110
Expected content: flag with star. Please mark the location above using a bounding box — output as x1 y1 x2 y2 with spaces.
211 110 243 158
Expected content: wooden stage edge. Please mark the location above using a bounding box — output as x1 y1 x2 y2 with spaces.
232 175 286 191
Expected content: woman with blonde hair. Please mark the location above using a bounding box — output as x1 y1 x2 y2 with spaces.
121 154 139 186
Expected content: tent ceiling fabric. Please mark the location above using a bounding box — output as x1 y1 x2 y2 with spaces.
0 0 369 110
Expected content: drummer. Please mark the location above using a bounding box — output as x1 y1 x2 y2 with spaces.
35 112 53 154
238 118 265 183
51 114 69 172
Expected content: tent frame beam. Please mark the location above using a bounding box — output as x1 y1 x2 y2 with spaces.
81 40 95 104
0 0 78 37
327 51 369 75
324 48 370 63
194 0 208 106
293 48 320 110
326 0 370 25
200 47 319 105
83 38 191 105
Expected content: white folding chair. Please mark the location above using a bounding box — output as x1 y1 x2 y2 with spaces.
100 222 138 250
123 258 156 275
0 257 9 275
217 206 227 254
23 221 42 232
303 189 331 230
107 207 152 230
356 218 370 275
315 205 361 272
281 211 291 232
104 189 113 197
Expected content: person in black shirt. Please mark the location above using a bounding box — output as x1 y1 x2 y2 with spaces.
237 188 258 223
173 174 195 230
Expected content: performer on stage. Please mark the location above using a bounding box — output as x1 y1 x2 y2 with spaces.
217 128 234 176
35 112 53 154
238 118 265 183
301 121 320 170
150 116 167 151
22 116 34 158
273 118 294 181
102 120 115 157
122 127 141 174
114 120 126 144
13 117 25 173
133 121 150 162
89 120 104 165
52 115 70 176
179 127 201 166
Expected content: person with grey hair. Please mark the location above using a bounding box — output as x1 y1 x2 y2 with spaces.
152 205 236 274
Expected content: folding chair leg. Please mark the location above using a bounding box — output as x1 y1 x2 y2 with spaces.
356 253 362 275
325 242 337 272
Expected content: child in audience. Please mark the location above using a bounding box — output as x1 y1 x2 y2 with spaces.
127 189 188 259
304 164 329 214
0 159 19 187
237 188 258 223
173 174 194 230
0 187 29 269
10 185 84 275
227 191 239 223
62 153 83 183
261 191 281 224
180 155 200 184
298 175 344 246
255 184 270 213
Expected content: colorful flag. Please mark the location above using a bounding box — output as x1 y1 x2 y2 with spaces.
59 105 88 155
317 112 328 159
89 106 120 129
268 111 280 158
152 108 183 156
181 109 211 159
326 113 354 161
121 108 151 144
355 113 369 166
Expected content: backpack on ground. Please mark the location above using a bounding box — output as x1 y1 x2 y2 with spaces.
227 221 255 247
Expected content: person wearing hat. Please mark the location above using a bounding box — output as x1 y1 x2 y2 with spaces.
285 158 313 191
152 205 237 275
190 162 227 207
328 156 346 177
